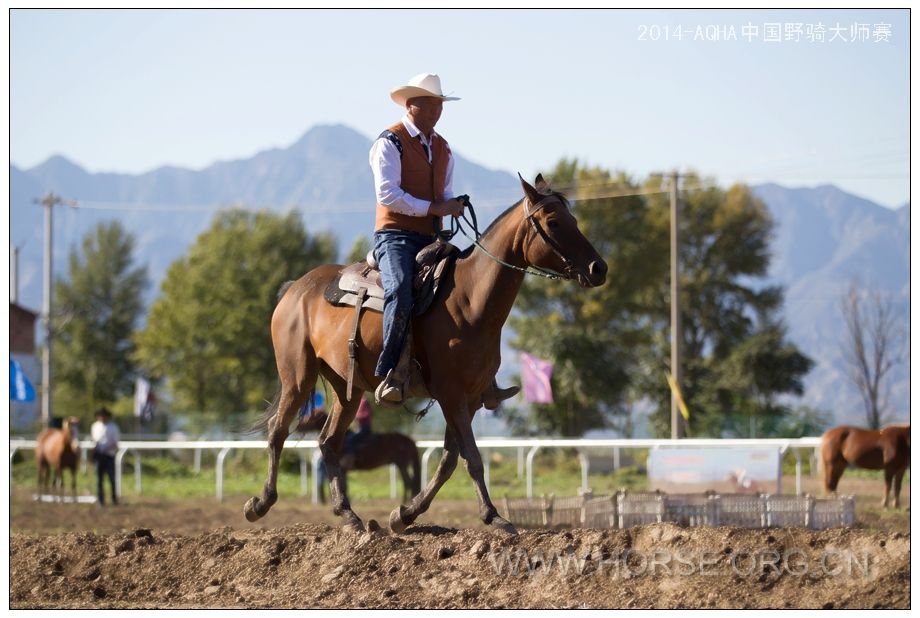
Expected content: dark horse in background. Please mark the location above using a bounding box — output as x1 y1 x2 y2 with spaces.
821 424 910 508
297 410 421 503
245 174 607 534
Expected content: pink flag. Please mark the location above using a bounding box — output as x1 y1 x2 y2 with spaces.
521 352 554 404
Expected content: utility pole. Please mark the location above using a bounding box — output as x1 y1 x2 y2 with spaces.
669 171 684 440
34 192 75 428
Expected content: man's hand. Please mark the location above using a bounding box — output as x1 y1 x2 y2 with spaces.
429 197 466 217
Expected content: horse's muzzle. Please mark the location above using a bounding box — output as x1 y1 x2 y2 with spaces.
577 259 608 288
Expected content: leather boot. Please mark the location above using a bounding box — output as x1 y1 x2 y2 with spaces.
375 332 414 407
481 378 520 410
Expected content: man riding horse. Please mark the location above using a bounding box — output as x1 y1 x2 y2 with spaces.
244 73 607 534
369 72 519 408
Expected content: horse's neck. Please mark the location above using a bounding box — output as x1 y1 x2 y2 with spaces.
451 211 528 333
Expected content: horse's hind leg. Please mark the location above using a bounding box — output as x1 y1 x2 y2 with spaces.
243 354 316 522
37 459 46 493
389 425 460 533
824 456 846 495
317 378 363 531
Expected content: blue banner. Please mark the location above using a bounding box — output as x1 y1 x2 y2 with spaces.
10 359 36 402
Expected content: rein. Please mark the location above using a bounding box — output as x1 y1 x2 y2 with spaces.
438 195 575 281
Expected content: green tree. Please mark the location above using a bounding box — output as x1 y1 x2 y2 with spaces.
636 174 812 437
509 162 813 438
53 221 149 422
508 160 662 436
134 209 336 414
774 405 832 439
346 235 372 264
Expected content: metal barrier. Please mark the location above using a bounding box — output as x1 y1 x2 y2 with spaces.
503 490 857 530
10 437 822 503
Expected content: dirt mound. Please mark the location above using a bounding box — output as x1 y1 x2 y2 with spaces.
10 522 910 609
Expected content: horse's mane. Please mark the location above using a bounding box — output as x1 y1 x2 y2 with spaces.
457 199 522 259
457 190 570 259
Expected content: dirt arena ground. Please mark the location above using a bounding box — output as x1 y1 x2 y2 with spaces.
10 476 911 609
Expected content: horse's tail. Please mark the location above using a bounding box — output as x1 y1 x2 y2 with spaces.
249 383 322 437
249 386 283 436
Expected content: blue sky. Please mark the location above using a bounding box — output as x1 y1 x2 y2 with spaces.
11 8 909 207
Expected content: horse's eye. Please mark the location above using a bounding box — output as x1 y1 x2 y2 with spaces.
547 220 559 229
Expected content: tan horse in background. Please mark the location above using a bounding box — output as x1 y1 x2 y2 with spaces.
245 174 607 534
36 417 81 499
821 424 910 508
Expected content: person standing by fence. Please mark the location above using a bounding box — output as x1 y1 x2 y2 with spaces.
91 407 120 505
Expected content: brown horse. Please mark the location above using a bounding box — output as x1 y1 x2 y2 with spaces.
297 410 421 503
244 174 607 534
36 417 81 499
821 424 910 508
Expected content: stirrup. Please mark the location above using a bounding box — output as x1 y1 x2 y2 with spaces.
374 370 405 407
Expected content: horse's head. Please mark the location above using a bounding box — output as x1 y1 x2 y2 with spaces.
518 174 607 288
63 416 80 451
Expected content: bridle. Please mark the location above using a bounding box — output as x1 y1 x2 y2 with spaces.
443 193 580 281
521 194 579 280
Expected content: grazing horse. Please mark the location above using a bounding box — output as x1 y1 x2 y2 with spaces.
821 424 910 508
244 174 607 534
36 417 81 499
297 410 421 503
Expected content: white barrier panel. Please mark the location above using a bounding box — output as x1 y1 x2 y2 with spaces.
649 447 783 494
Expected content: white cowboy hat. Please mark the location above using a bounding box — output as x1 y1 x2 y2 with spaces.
390 73 461 107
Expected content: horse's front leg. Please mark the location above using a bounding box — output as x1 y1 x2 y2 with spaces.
451 403 517 535
893 469 905 509
54 467 63 502
389 425 459 533
882 469 894 508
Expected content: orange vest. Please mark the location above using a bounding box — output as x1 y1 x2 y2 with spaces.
374 121 450 235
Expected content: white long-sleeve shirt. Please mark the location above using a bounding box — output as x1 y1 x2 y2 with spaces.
369 115 455 217
91 420 121 456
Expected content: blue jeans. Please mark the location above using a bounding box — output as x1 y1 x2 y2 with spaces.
373 229 434 377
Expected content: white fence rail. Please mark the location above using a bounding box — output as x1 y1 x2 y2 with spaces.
10 437 822 503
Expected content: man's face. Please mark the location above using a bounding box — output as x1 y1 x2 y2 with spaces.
407 96 443 133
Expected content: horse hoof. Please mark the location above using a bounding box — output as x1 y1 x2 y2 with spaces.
343 519 365 535
366 519 383 534
243 497 262 522
490 516 518 536
389 507 408 534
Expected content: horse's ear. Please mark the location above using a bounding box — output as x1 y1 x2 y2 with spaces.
518 172 541 204
534 174 551 194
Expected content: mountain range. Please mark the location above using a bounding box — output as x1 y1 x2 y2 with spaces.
9 124 910 429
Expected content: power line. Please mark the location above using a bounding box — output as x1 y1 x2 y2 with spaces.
46 168 901 217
